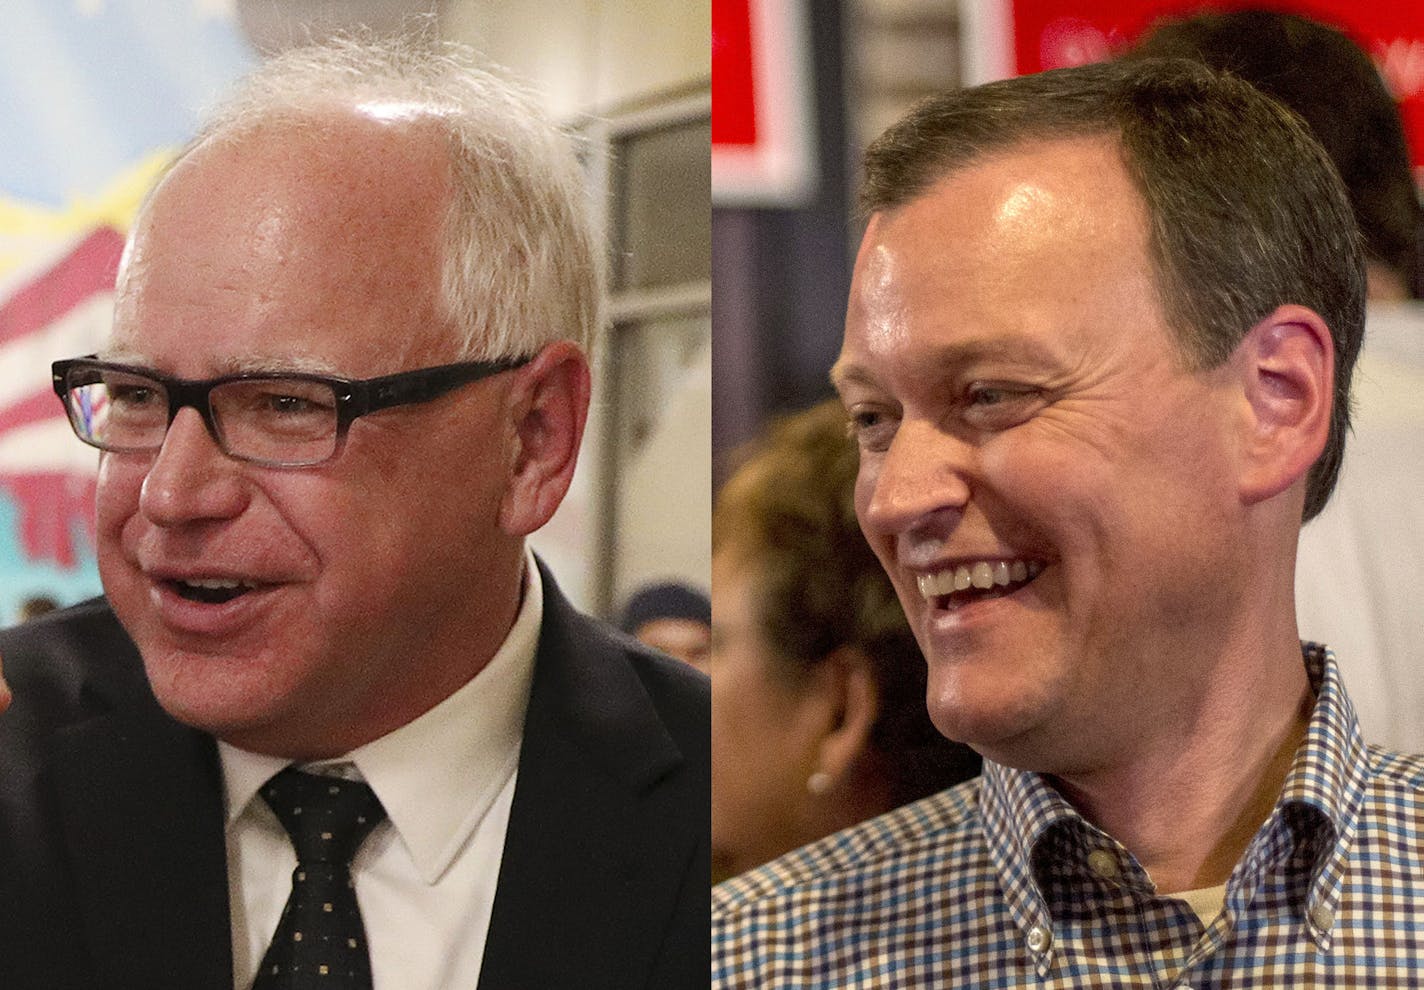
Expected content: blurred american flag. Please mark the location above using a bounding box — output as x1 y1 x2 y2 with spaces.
0 226 121 568
0 1 251 613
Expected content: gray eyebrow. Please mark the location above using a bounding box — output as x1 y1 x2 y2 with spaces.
96 349 344 378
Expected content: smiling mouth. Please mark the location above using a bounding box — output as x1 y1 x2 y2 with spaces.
166 578 261 605
915 559 1044 609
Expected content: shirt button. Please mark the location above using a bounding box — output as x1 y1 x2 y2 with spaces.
1310 903 1335 931
1087 849 1119 879
1026 926 1051 952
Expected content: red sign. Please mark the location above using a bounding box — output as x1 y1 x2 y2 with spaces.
713 0 757 147
711 0 817 206
966 1 1424 178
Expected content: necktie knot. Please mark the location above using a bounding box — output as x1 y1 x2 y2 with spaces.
261 767 387 865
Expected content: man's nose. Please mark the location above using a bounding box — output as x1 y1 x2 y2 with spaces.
859 419 974 538
137 407 249 526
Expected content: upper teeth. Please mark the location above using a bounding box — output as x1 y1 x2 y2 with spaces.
181 578 250 590
916 560 1042 600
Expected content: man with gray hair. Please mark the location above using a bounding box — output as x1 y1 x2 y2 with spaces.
0 36 707 990
713 57 1424 986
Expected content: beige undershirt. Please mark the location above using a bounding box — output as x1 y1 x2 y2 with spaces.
1177 882 1228 927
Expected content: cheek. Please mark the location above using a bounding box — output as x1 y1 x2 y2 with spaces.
710 682 806 863
711 662 803 800
978 433 1108 551
360 419 509 532
974 432 1131 646
95 456 146 569
710 675 755 840
96 455 142 524
852 461 892 559
296 468 499 637
978 410 1238 630
710 667 752 783
852 463 875 524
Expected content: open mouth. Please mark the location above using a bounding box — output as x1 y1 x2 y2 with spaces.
916 559 1044 610
166 578 260 605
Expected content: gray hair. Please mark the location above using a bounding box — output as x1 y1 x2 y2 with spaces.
178 34 602 360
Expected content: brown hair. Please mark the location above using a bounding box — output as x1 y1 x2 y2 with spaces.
714 399 981 806
860 58 1366 521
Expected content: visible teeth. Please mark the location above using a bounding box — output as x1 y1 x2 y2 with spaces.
916 570 958 598
915 559 1045 602
182 578 247 589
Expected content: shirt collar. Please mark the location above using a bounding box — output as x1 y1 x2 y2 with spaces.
981 644 1368 942
1277 643 1368 832
220 548 543 885
1266 642 1368 945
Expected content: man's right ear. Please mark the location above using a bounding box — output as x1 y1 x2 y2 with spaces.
496 341 592 537
804 646 881 797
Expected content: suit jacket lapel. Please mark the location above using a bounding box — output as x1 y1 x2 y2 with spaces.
48 706 233 990
478 567 698 990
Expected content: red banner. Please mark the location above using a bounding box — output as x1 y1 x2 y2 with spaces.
967 1 1424 178
711 0 817 206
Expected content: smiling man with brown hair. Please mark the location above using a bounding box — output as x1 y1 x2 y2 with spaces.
712 57 1424 988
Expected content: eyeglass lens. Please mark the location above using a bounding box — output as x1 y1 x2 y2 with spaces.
64 367 342 465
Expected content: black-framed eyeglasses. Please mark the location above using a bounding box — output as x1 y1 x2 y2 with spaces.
51 353 533 468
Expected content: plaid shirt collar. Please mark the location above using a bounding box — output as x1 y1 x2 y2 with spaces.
981 644 1365 968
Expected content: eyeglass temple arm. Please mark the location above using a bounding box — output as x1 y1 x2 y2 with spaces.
358 357 532 415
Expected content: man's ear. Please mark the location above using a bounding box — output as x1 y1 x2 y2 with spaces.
805 646 881 793
1234 304 1333 507
497 341 592 537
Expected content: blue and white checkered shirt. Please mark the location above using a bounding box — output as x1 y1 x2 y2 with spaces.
712 645 1424 987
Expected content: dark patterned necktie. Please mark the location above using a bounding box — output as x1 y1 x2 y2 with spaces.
251 767 388 989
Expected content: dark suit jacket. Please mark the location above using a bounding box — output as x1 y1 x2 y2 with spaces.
0 563 709 989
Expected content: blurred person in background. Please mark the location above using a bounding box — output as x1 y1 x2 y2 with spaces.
619 580 711 667
711 399 981 882
18 595 59 622
1131 8 1424 753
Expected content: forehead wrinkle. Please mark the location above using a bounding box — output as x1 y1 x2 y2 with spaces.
838 332 1067 389
932 333 1067 372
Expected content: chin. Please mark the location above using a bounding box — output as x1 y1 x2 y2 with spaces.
925 667 1061 769
139 641 286 739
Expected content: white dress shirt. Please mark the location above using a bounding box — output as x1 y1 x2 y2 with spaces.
220 556 543 990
